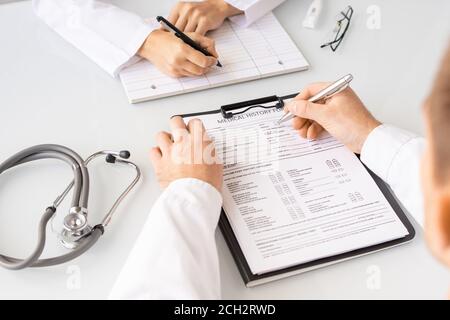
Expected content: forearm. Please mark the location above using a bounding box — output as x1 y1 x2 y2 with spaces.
361 124 426 227
109 178 223 299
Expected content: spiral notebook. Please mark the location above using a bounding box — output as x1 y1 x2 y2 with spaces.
119 13 309 103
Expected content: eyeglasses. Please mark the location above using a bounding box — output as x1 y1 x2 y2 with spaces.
321 6 354 52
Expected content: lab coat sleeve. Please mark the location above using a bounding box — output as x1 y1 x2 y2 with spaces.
109 178 223 300
32 0 157 77
225 0 286 27
360 124 426 227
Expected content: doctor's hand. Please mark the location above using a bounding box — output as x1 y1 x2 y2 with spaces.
150 117 223 192
138 30 218 78
285 83 381 154
168 0 243 35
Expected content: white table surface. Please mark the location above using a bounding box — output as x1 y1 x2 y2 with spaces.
0 0 449 299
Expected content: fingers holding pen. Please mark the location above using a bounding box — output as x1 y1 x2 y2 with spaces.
284 99 326 139
138 29 219 79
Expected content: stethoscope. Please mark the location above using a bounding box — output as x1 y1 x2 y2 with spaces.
0 144 141 270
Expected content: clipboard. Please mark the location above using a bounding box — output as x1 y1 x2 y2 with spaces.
178 94 416 287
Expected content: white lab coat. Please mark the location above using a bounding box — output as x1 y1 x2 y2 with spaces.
32 0 286 77
109 124 426 299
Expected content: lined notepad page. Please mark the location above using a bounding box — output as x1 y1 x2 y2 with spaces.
120 13 309 103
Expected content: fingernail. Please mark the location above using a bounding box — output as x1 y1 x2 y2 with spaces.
206 58 215 67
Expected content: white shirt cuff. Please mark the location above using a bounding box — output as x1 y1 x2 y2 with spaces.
111 23 155 77
361 124 420 182
162 178 223 229
109 177 223 299
361 124 426 227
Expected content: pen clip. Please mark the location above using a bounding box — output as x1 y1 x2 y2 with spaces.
321 83 349 101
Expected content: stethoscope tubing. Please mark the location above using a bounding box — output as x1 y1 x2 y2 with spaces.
0 144 140 270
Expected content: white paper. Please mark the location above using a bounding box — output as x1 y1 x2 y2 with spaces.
120 13 309 103
185 106 409 275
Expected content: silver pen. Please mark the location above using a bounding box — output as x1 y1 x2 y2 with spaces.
276 74 353 125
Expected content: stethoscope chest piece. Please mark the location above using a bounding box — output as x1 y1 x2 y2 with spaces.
60 208 92 249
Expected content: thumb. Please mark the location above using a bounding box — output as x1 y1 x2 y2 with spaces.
286 100 326 122
150 147 162 164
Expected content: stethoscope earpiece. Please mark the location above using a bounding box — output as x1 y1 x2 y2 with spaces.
119 150 131 159
106 154 117 164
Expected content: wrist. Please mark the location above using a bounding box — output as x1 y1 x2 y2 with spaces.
170 176 222 194
365 118 382 139
160 170 222 193
137 29 162 60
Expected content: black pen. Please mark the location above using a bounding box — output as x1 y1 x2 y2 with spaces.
156 16 222 68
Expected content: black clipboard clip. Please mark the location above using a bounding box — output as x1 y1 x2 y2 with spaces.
220 95 285 119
